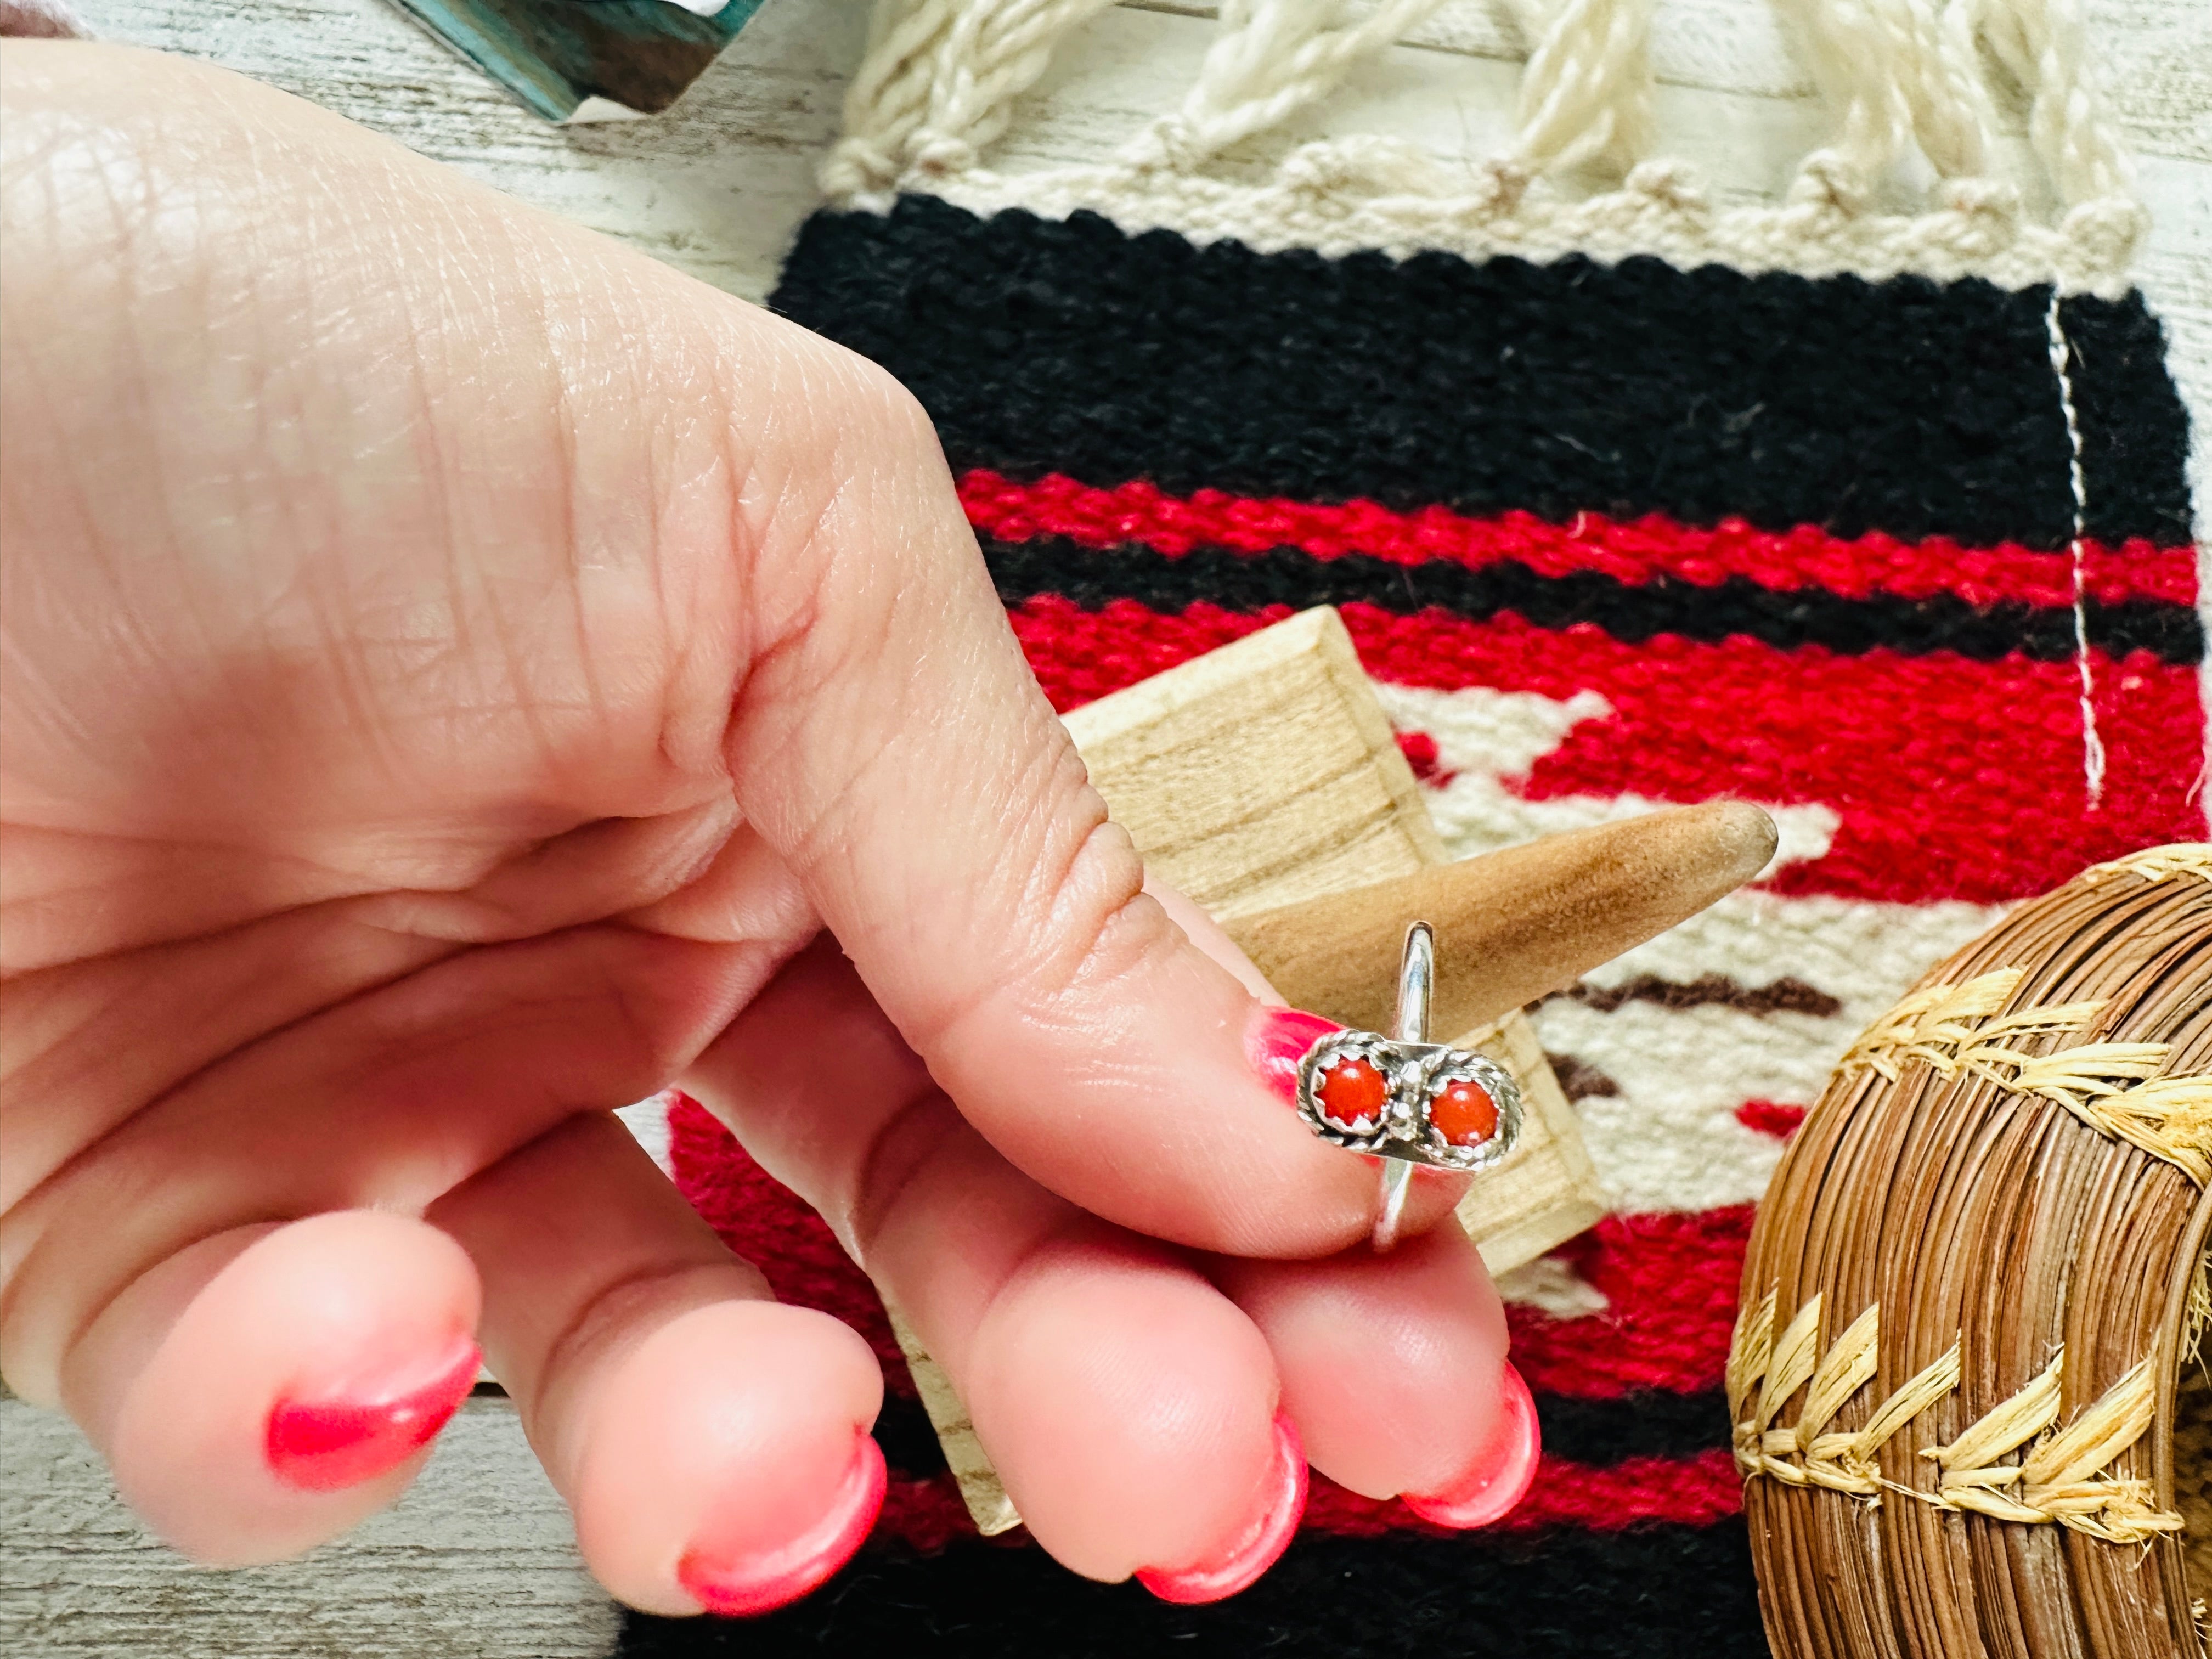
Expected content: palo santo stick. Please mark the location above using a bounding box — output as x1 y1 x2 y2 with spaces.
1223 802 1779 1038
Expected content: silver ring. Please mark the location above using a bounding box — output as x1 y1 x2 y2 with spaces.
1293 921 1523 1252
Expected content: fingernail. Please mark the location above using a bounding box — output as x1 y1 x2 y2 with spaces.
1245 1008 1342 1105
1402 1363 1541 1530
1136 1412 1307 1605
266 1337 480 1492
678 1432 886 1618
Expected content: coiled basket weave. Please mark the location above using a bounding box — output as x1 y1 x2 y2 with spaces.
1734 845 2212 1657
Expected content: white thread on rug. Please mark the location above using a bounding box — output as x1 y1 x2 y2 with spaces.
825 0 2149 295
2045 289 2108 808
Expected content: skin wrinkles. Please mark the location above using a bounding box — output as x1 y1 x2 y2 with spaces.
0 789 798 1251
720 460 912 886
0 46 1516 1600
749 563 1119 1056
674 345 898 831
2 800 774 1222
0 906 461 1209
834 1084 967 1276
938 818 1167 1064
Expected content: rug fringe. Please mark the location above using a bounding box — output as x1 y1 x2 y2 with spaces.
820 0 2146 294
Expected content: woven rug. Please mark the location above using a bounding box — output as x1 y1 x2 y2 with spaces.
627 3 2203 1653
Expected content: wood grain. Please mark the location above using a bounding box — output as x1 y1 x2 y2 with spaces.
1226 802 1779 1040
0 1395 615 1658
886 1311 1022 1538
1060 605 1446 916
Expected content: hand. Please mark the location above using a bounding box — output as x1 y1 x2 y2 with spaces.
0 43 1526 1613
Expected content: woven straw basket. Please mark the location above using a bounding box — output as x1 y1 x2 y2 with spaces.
1734 845 2212 1657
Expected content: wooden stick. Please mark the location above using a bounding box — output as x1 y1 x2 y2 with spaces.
1223 803 1779 1037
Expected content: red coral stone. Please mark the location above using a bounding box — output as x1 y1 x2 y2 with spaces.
1317 1057 1387 1130
1432 1080 1498 1148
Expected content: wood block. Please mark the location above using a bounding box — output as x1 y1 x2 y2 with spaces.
1451 1011 1608 1279
887 1309 1020 1537
900 606 1607 1534
1058 607 1446 918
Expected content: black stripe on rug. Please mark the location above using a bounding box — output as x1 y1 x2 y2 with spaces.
874 1387 1726 1483
618 1521 1765 1657
979 534 2205 664
1537 1390 1728 1464
770 195 2192 552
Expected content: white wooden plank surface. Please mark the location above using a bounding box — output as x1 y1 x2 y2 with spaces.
66 0 871 302
8 2 2210 1654
0 1394 617 1657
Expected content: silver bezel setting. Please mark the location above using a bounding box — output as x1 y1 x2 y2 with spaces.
1296 1032 1523 1172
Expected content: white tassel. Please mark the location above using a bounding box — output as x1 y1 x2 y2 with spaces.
1951 0 2134 208
1124 0 1451 170
1776 0 1986 211
1506 0 1656 181
822 0 1115 200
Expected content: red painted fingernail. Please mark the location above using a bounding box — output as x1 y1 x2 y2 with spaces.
1246 1008 1342 1105
1137 1412 1307 1605
678 1433 885 1618
1402 1363 1541 1530
266 1337 480 1492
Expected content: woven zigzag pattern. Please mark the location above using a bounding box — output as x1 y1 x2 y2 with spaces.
647 4 2204 1654
1839 967 2212 1181
1730 1292 2181 1543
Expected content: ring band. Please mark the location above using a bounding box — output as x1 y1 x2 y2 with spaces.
1293 921 1523 1251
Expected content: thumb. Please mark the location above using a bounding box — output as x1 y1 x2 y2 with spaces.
718 347 1406 1258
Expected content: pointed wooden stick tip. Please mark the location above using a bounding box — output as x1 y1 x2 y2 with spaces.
1677 799 1780 887
1225 800 1782 1035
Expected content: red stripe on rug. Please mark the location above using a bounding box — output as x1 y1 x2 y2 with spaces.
870 1452 1745 1553
1301 1451 1745 1537
959 469 2196 609
1736 1101 1808 1138
1509 1209 1753 1398
1009 598 2205 904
